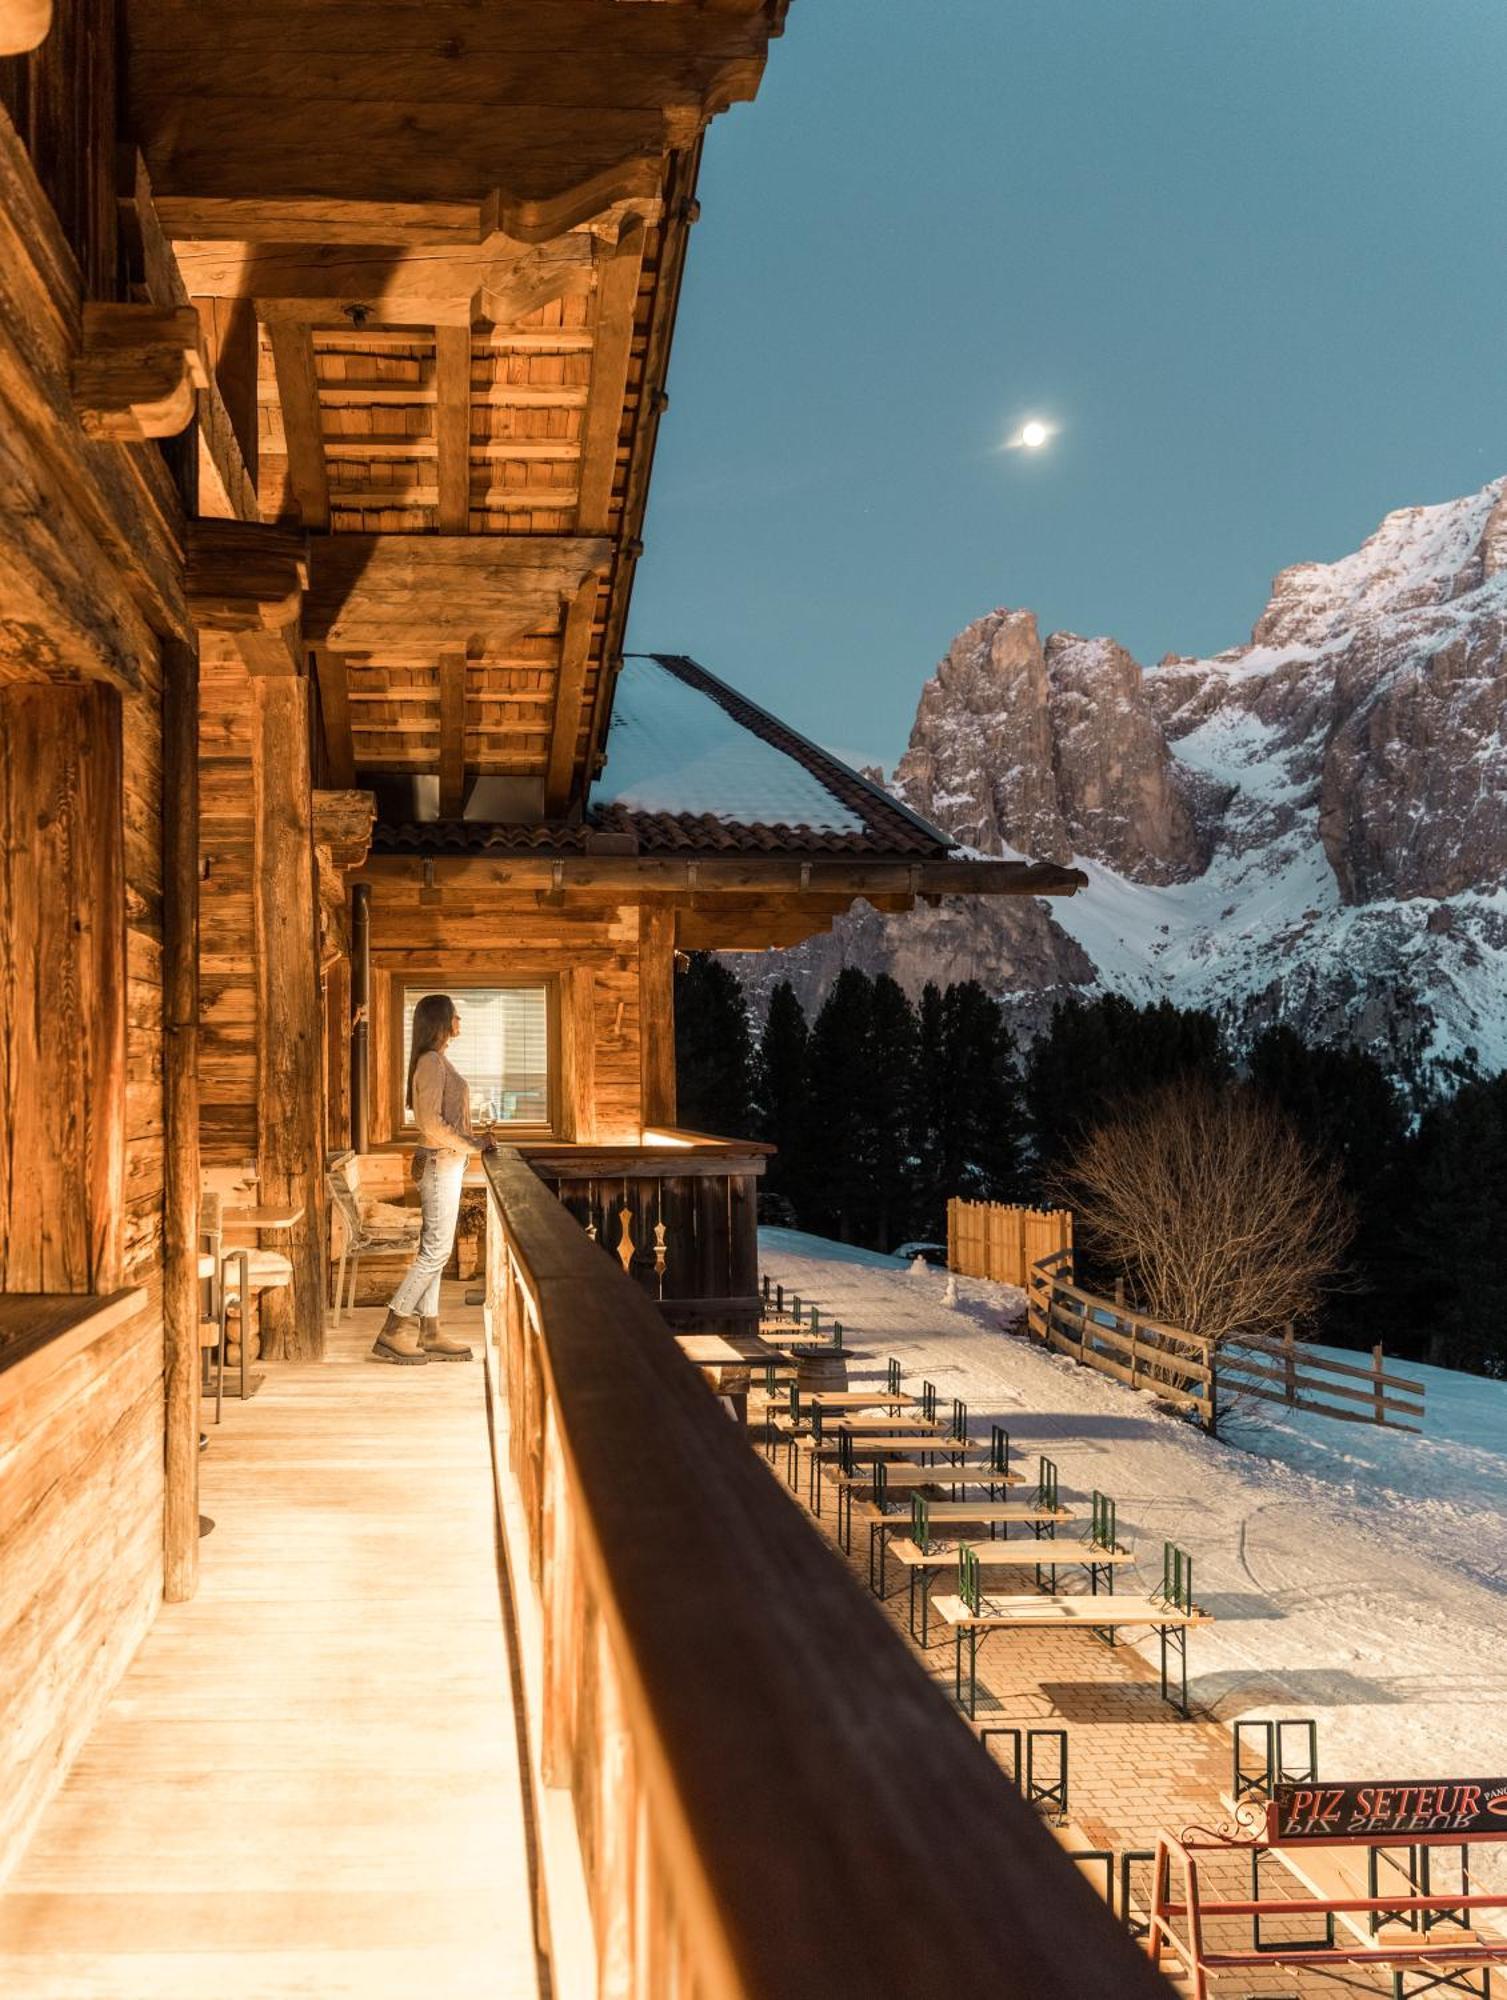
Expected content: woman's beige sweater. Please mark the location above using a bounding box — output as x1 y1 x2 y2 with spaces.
411 1049 474 1169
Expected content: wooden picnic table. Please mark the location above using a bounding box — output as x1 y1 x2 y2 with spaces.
934 1562 1209 1718
830 1457 1025 1551
675 1333 781 1369
856 1498 1068 1591
889 1536 1137 1644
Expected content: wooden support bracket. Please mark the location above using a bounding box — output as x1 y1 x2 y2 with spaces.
71 302 207 442
186 520 309 674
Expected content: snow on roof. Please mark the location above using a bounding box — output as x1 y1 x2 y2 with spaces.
596 655 866 832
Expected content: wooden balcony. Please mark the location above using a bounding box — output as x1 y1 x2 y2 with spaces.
480 1146 1171 1997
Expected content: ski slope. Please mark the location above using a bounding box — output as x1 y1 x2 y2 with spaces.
762 1228 1507 1825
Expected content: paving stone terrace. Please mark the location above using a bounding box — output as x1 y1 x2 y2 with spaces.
754 1273 1463 2000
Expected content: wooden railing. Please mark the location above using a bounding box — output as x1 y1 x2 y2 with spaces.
481 1149 1170 2000
1027 1251 1216 1426
1027 1253 1425 1434
948 1198 1073 1288
521 1131 768 1335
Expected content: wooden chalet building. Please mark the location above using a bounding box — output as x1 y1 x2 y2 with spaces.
0 4 1165 1995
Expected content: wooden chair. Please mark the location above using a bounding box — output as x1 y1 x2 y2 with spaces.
325 1151 422 1326
201 1166 293 1406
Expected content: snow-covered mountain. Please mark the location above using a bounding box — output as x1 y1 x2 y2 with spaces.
738 480 1507 1083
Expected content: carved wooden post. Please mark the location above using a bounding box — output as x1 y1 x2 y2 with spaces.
639 907 676 1131
162 639 201 1600
253 675 326 1358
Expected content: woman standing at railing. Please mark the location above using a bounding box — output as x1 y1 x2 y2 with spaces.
373 993 495 1365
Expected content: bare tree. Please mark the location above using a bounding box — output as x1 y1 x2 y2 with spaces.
1062 1080 1355 1352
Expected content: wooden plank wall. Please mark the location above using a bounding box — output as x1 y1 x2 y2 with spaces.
361 883 645 1144
197 637 257 1163
0 1294 164 1879
123 653 167 1290
0 0 118 302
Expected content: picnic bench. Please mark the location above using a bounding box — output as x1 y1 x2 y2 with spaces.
934 1540 1209 1718
893 1486 1136 1643
830 1422 1022 1551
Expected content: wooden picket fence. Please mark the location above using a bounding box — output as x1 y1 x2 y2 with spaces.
947 1199 1074 1288
1025 1249 1425 1434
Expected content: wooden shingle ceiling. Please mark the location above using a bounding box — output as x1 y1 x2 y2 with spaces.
131 0 789 815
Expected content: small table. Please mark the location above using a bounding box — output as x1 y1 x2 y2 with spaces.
223 1203 304 1230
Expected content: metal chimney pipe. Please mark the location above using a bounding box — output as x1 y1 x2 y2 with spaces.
350 882 371 1155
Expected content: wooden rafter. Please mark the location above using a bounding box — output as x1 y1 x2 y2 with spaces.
544 577 602 815
266 325 329 529
433 327 472 534
312 648 355 787
437 649 467 818
175 236 598 328
577 216 645 534
128 3 777 241
70 303 207 443
303 535 610 652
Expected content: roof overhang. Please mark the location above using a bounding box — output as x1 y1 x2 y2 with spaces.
354 849 1087 950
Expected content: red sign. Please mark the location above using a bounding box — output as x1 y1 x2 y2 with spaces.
1272 1780 1507 1844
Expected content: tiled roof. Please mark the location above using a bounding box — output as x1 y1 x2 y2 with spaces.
370 654 955 861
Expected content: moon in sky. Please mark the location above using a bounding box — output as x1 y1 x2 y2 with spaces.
1020 420 1050 449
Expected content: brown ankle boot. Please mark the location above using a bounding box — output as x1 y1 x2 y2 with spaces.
419 1315 472 1362
371 1310 427 1365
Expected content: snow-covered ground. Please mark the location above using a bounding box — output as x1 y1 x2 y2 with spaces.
763 1227 1507 1807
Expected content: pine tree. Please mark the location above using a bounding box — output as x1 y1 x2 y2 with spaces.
1025 994 1230 1178
941 980 1026 1208
912 981 951 1237
673 954 756 1137
1402 1072 1507 1376
1247 1024 1410 1351
802 968 879 1244
866 975 920 1250
754 981 811 1217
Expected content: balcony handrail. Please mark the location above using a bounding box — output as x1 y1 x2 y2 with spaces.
482 1147 1170 1998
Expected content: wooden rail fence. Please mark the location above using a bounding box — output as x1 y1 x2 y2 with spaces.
480 1149 1168 2000
1026 1250 1424 1434
948 1199 1073 1288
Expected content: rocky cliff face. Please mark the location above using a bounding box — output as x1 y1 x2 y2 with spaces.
737 480 1507 1084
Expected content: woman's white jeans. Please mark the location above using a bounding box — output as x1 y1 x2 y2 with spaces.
388 1154 467 1318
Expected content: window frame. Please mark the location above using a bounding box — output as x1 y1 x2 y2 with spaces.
387 973 561 1141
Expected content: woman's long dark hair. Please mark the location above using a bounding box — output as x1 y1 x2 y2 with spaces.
406 993 457 1110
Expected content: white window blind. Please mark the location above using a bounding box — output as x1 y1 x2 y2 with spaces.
402 985 551 1128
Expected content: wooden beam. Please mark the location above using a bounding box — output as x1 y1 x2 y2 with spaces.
312 788 376 869
185 518 307 680
639 905 677 1130
190 294 258 482
0 0 51 54
437 648 467 817
175 236 597 328
252 675 326 1360
304 533 611 651
266 324 329 529
127 5 777 240
359 854 1090 899
577 215 645 534
70 301 206 442
564 965 597 1143
0 685 125 1291
433 326 472 534
311 648 355 785
119 151 260 523
543 577 601 815
161 639 201 1603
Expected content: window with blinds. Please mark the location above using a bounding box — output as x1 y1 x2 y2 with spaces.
401 985 552 1129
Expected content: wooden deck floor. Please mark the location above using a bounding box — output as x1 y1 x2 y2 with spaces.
0 1289 542 1999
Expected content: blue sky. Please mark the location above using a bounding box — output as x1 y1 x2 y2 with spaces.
625 0 1507 769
